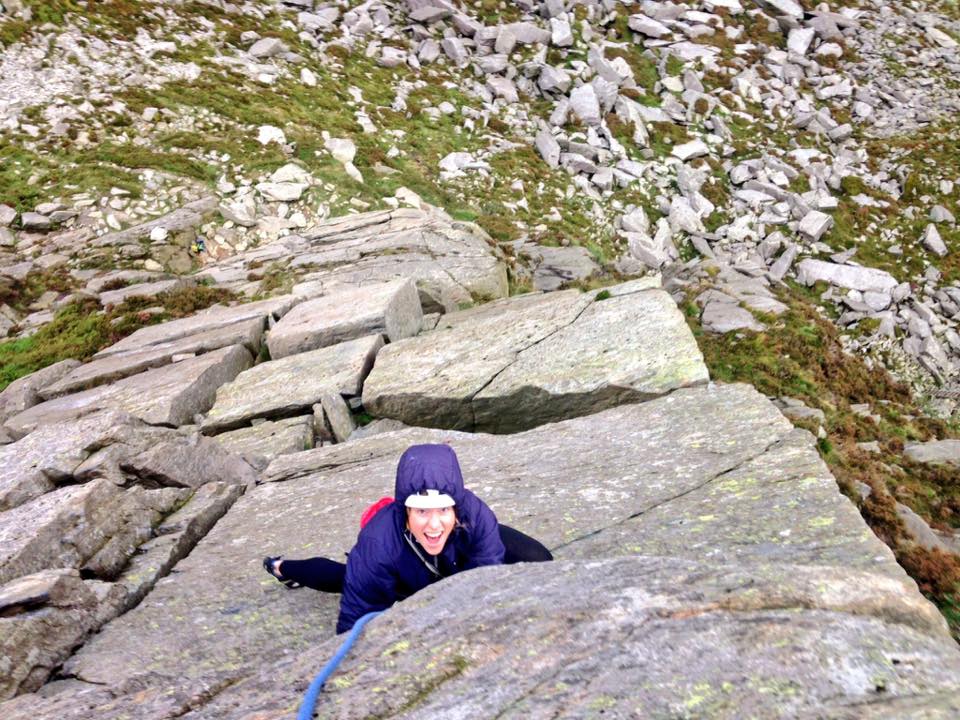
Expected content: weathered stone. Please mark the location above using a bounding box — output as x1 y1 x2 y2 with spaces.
701 299 766 333
0 479 183 586
120 434 258 489
266 279 422 360
798 210 834 242
921 224 948 257
570 84 601 126
26 384 958 719
797 259 898 293
526 245 600 291
905 439 960 467
91 197 218 248
6 345 253 436
288 210 508 313
364 285 708 432
0 359 80 424
535 129 561 168
320 390 356 443
671 139 710 161
213 416 314 469
41 317 265 400
97 278 191 307
248 37 287 58
0 569 98 700
95 296 299 358
0 411 156 511
628 14 671 37
202 334 384 432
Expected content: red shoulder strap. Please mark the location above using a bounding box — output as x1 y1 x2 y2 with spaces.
360 496 394 529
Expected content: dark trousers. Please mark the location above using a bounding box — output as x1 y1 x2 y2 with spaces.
280 524 552 593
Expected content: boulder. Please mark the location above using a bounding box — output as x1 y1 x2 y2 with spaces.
797 259 898 293
0 569 99 699
119 434 259 489
213 416 315 469
319 390 356 443
40 317 265 399
0 359 81 424
6 345 253 436
363 284 708 432
525 245 600 291
905 439 960 466
202 334 384 432
94 295 299 358
266 279 422 360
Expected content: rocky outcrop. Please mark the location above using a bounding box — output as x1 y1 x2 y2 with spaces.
2 383 957 717
363 280 708 432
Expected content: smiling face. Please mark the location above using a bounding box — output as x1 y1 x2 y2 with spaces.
406 506 456 556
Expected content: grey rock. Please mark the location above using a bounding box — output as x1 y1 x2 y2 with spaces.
11 383 957 718
701 299 766 333
549 16 573 47
319 390 355 443
98 278 192 308
95 296 299 358
526 245 600 291
0 204 16 227
628 14 671 38
19 213 51 231
570 84 602 126
120 434 258 489
775 396 826 423
0 410 158 512
248 38 287 58
905 439 960 467
348 417 410 441
759 0 804 19
671 139 710 161
219 197 258 227
896 502 952 554
6 345 253 436
0 359 80 425
363 285 708 432
41 318 265 400
787 27 815 55
768 243 798 282
92 197 218 248
534 129 561 168
0 569 98 700
930 205 955 224
441 37 469 66
537 65 571 94
798 210 834 242
921 224 948 257
202 334 383 433
797 259 898 293
213 416 314 469
266 279 422 360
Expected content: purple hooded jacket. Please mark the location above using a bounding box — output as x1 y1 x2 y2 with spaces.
336 444 505 633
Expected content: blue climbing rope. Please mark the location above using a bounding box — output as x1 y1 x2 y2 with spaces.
296 611 384 720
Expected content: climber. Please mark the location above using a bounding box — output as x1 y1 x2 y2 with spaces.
263 443 552 633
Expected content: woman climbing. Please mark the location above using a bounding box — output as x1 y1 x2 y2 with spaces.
263 443 552 633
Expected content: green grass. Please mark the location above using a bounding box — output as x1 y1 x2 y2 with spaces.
0 285 236 391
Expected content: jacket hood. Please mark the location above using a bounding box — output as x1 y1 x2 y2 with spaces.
394 444 466 508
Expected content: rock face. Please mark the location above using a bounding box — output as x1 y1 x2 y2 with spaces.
266 279 422 359
4 383 957 718
202 334 384 432
363 283 708 432
5 345 253 436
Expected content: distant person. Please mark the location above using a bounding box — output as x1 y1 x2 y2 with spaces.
264 443 552 633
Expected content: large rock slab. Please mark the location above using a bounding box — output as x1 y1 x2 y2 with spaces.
0 359 81 424
214 208 509 313
40 317 265 399
797 259 898 293
202 334 384 432
211 416 315 469
0 411 148 512
363 285 708 432
94 295 299 359
904 439 960 466
6 384 956 718
6 345 253 436
0 479 185 586
266 279 422 360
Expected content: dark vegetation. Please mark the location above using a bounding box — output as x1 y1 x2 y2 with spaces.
0 284 235 391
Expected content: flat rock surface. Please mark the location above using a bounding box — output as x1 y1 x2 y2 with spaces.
40 318 265 399
94 296 299 358
202 334 384 432
6 345 253 436
224 208 509 313
364 285 708 432
212 415 314 467
10 384 955 718
266 279 422 360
